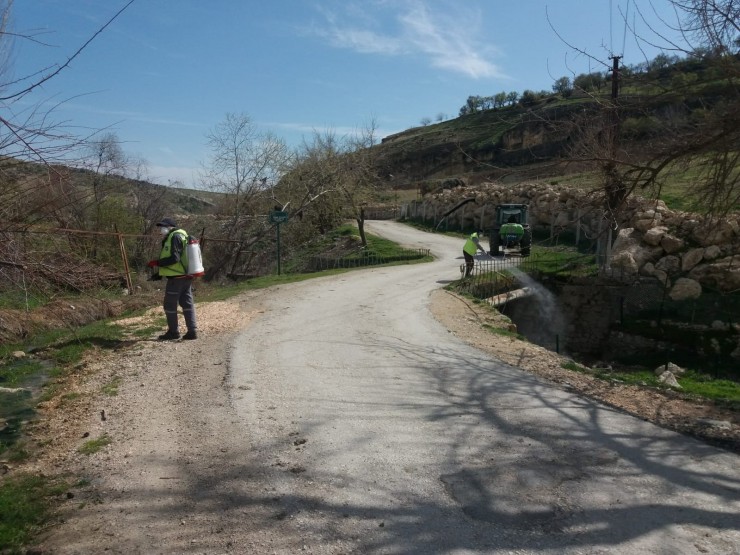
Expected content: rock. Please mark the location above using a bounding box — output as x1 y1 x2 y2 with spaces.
610 251 639 274
688 255 740 292
660 234 685 254
641 263 670 288
632 210 663 232
669 278 702 301
640 262 656 276
654 362 686 376
611 229 663 270
731 341 740 360
692 219 739 247
553 211 570 228
657 371 682 389
0 386 31 395
634 217 661 233
11 350 26 359
695 418 732 430
681 248 704 272
643 226 667 246
703 245 722 261
656 255 681 275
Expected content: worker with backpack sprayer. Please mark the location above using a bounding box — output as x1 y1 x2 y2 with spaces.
148 217 204 341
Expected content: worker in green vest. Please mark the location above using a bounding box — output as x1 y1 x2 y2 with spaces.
462 231 487 277
147 217 198 341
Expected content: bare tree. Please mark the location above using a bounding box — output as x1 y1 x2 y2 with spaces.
553 0 739 218
197 112 293 279
0 0 137 229
281 121 383 248
200 112 290 223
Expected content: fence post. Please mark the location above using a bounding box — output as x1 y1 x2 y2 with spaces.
114 226 133 294
199 227 206 252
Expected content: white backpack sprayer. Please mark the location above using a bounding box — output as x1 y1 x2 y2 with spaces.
185 235 205 278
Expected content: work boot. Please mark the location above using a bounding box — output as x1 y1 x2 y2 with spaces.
183 330 198 340
157 330 180 341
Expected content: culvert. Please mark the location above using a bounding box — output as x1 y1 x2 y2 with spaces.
488 278 568 355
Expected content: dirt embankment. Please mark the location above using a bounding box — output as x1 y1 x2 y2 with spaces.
0 294 159 343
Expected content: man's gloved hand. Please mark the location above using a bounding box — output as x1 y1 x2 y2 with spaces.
147 260 159 268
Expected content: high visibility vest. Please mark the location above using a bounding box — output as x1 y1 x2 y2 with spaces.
463 233 480 255
158 229 189 277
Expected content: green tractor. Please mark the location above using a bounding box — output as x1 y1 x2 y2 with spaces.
489 204 532 257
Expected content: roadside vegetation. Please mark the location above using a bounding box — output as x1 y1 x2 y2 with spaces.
0 474 69 553
561 361 740 411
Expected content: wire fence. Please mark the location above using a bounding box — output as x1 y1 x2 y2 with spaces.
309 248 430 271
0 225 431 307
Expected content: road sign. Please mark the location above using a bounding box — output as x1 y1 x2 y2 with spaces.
269 210 289 224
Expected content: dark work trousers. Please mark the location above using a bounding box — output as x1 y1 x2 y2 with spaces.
164 277 197 334
463 251 475 277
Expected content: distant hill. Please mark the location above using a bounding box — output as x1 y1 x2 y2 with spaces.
373 54 738 194
0 157 224 226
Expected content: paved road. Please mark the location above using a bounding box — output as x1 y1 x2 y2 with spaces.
230 221 739 554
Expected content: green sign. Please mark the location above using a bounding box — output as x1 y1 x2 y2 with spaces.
269 210 289 224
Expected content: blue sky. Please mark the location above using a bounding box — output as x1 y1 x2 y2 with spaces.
9 0 682 187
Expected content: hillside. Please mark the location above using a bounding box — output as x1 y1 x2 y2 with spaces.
373 55 739 205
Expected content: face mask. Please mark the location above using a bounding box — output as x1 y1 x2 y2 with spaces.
160 227 171 236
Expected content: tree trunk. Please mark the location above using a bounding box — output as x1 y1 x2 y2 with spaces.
357 208 367 247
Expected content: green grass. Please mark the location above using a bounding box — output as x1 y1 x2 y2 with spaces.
78 434 111 455
677 371 740 408
0 357 46 388
46 321 127 367
482 323 524 340
0 474 68 552
526 246 598 278
0 291 46 311
561 360 591 374
559 361 740 408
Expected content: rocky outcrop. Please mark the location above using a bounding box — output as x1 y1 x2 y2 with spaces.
402 181 740 295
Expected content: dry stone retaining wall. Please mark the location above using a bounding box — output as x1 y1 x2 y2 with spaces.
402 182 740 297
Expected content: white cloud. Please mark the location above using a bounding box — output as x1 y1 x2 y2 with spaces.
311 0 506 80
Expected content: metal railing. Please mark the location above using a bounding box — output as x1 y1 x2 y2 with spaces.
455 255 545 297
309 248 430 271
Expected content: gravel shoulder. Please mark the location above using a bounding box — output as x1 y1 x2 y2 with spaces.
18 281 740 553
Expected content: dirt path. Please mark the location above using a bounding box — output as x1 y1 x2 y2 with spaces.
21 222 740 554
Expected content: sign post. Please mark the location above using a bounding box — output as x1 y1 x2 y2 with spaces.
268 211 289 275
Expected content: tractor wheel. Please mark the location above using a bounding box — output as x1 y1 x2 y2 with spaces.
520 228 532 257
490 232 501 256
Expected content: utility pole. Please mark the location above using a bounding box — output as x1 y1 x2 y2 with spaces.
601 54 623 269
610 55 621 100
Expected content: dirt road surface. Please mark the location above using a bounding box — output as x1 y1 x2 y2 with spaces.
33 222 739 554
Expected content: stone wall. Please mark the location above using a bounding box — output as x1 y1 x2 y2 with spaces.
402 182 740 297
507 278 739 367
